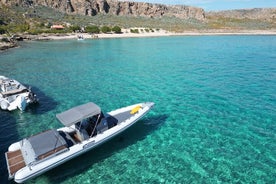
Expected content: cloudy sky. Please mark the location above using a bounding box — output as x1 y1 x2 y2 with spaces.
128 0 276 11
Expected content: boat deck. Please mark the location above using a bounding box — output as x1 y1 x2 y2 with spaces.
5 149 26 178
1 88 27 96
109 109 136 125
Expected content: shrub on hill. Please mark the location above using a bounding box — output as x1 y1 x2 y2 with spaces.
85 25 100 33
0 26 7 34
101 26 111 33
112 26 121 33
69 25 81 32
130 29 139 33
7 23 29 33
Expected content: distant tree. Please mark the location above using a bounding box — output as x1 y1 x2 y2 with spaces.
112 26 121 33
101 26 111 33
0 26 7 34
130 29 139 33
85 25 100 34
0 19 4 25
8 23 29 33
38 22 45 28
46 22 52 29
69 25 81 32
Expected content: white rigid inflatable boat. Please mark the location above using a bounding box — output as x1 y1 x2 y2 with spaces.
0 76 38 111
5 101 154 183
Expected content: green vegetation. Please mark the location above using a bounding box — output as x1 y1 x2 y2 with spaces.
206 15 275 30
0 26 7 34
112 26 121 33
130 29 139 33
101 26 111 33
85 25 100 34
0 5 31 35
69 25 81 32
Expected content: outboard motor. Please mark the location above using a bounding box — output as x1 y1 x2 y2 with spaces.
28 92 38 103
27 86 38 103
0 100 9 110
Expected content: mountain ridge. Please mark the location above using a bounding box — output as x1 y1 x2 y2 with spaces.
0 0 206 20
1 0 275 22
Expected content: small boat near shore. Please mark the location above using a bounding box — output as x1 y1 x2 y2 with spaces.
77 34 84 40
5 101 154 183
0 76 38 111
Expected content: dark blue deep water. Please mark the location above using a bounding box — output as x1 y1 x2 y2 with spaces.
0 36 275 183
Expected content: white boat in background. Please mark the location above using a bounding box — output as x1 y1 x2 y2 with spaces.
5 101 154 183
77 34 84 40
0 76 38 111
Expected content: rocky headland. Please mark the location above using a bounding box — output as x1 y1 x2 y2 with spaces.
0 37 17 50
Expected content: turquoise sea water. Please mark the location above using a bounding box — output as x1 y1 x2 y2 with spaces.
0 36 275 183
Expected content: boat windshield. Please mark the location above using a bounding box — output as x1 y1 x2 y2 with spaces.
75 113 103 138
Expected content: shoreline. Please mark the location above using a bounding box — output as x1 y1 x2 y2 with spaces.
1 29 276 50
33 29 276 40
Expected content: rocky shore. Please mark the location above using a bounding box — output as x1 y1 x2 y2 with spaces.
0 41 16 50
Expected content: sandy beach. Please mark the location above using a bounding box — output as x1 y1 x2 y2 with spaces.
31 28 276 40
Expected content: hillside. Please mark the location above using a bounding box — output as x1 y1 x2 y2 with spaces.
207 8 276 20
206 8 276 30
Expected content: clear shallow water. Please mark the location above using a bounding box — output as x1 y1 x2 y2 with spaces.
0 36 275 183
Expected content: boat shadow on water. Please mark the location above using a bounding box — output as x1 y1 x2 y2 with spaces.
23 86 58 114
39 114 168 183
0 111 18 184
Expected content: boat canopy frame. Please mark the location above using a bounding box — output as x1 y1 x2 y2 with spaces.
56 102 101 127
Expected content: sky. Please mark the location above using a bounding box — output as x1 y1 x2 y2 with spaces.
129 0 276 11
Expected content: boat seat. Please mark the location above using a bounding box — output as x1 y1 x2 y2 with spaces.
97 120 109 133
76 128 89 141
58 131 76 146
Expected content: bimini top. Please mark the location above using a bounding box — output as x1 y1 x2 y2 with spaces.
56 102 101 126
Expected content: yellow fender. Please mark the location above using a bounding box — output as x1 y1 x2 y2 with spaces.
130 105 141 114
